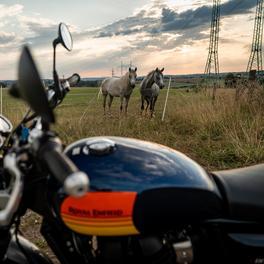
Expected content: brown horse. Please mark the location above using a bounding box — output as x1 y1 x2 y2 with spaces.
101 67 137 115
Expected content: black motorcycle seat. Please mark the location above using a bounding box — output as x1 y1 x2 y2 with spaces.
212 164 264 222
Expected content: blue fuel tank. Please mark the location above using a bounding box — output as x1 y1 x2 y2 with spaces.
64 137 223 234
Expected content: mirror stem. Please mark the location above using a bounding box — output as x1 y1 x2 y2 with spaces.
53 39 58 73
53 69 63 101
52 39 63 100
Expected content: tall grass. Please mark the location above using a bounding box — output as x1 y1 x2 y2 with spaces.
54 87 264 170
167 88 264 169
3 86 264 170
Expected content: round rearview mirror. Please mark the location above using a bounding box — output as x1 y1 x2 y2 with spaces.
59 23 73 51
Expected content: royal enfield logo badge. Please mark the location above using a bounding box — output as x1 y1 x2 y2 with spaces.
60 192 139 236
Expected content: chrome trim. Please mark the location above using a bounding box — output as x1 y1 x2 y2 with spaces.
64 171 89 197
173 239 193 264
0 115 13 133
47 89 55 101
88 139 116 156
0 153 23 226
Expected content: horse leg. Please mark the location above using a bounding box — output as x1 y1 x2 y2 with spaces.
108 95 114 116
150 97 154 118
151 96 158 118
141 96 145 115
103 94 107 115
125 96 130 116
145 98 150 115
120 96 124 114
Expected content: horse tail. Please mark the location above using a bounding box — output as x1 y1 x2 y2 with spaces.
97 86 103 100
139 80 144 94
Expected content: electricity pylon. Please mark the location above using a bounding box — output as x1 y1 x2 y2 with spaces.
247 0 264 76
204 0 221 77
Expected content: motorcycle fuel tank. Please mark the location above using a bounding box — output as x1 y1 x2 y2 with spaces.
61 137 223 236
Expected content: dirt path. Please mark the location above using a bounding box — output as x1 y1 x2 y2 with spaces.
20 211 59 263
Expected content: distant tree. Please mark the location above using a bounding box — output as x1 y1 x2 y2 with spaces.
78 80 100 87
226 73 235 79
225 73 236 88
0 82 6 88
249 70 257 81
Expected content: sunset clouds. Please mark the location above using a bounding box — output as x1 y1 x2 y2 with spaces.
0 0 257 79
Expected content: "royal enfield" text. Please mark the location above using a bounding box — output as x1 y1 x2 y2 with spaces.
69 207 123 217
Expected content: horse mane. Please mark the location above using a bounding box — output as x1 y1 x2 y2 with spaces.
141 70 155 90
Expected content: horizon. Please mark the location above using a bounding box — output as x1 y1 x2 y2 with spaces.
0 70 248 82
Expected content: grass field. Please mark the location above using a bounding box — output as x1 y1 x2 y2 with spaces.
2 85 264 170
2 85 263 261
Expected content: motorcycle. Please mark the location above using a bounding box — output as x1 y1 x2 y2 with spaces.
1 22 264 264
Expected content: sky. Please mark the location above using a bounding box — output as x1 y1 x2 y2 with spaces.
0 0 258 79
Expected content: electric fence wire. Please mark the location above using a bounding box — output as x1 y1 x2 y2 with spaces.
79 89 101 123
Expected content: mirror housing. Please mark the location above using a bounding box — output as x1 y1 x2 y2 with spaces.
53 22 73 52
59 23 73 51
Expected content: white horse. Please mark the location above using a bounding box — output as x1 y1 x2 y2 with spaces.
101 67 137 115
140 67 164 117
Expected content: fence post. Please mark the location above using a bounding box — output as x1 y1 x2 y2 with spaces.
162 77 171 122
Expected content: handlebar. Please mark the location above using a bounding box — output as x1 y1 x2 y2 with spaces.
1 133 88 227
64 73 81 87
48 73 80 109
37 135 89 197
10 73 80 105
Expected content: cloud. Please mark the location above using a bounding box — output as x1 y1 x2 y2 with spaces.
0 4 68 50
92 0 256 39
161 6 210 32
221 0 257 16
0 4 23 19
0 4 25 51
89 0 256 57
71 0 256 76
0 0 255 51
18 16 58 47
161 0 256 33
0 32 17 45
94 11 159 38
